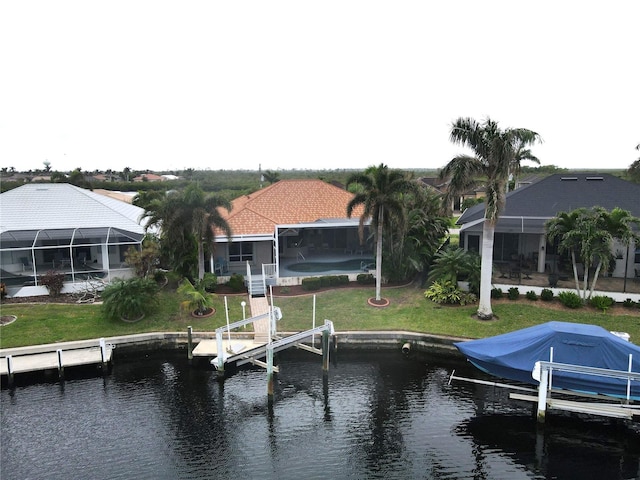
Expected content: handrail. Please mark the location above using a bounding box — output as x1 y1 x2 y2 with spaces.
246 261 252 296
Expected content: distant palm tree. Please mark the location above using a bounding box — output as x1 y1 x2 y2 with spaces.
441 117 541 319
143 184 232 280
132 190 164 210
628 144 640 183
346 164 414 302
262 170 280 185
507 140 540 192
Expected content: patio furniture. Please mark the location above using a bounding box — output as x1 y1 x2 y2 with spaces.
494 262 509 278
19 257 31 271
214 257 229 275
361 261 375 271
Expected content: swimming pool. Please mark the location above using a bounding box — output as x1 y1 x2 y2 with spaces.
287 258 375 273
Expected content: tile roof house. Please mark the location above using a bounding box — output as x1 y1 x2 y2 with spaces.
0 183 146 297
213 179 370 287
457 173 640 278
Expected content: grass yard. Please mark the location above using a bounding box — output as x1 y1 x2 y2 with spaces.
1 284 640 349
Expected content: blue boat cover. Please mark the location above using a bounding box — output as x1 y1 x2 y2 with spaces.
455 321 640 399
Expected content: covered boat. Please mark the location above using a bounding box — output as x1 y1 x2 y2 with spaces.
455 321 640 400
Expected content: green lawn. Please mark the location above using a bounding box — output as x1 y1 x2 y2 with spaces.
1 285 639 348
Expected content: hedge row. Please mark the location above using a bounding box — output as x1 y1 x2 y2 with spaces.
301 275 350 291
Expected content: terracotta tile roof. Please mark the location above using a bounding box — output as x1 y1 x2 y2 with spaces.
220 179 364 236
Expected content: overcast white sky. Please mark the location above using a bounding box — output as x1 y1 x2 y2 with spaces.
1 1 638 174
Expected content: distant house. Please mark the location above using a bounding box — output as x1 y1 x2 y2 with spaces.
90 173 120 182
419 176 485 212
133 173 163 182
0 183 146 297
213 179 369 286
457 173 640 278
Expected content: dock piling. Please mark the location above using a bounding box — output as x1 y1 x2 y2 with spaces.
267 348 275 399
322 330 330 372
99 338 108 372
57 349 64 380
187 326 193 364
6 355 14 387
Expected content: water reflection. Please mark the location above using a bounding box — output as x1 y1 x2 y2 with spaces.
2 349 639 480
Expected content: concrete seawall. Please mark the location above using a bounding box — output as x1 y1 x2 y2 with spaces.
1 330 468 359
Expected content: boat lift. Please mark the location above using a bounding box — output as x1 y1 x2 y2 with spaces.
450 355 640 423
190 293 336 400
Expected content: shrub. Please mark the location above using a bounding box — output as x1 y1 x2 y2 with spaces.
558 291 583 309
227 273 245 292
356 273 375 285
589 295 614 313
622 298 636 309
507 287 520 300
178 278 216 316
424 280 477 306
40 270 65 297
0 282 6 299
124 241 160 279
428 247 481 294
540 289 554 302
201 272 217 293
280 286 290 294
101 277 159 321
525 291 538 301
491 288 503 299
302 277 321 291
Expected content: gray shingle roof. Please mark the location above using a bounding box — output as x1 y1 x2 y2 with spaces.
0 183 146 235
458 173 640 233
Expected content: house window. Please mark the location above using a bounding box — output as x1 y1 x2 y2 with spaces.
467 235 480 253
229 242 253 262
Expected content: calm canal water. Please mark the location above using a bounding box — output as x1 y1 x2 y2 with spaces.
2 348 640 479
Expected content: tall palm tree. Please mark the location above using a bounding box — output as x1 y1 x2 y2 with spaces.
346 164 414 302
441 117 541 319
143 184 232 280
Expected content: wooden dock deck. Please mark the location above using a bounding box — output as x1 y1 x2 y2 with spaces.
192 295 272 359
0 339 113 378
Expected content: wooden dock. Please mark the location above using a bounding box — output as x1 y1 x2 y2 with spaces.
0 338 113 383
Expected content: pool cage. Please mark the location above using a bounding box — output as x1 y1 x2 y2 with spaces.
0 226 143 297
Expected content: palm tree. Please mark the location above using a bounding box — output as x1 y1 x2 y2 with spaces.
262 170 280 185
143 184 232 281
628 144 640 183
132 189 164 210
346 164 414 302
545 209 583 292
441 117 541 319
546 207 639 300
397 186 450 283
507 140 540 192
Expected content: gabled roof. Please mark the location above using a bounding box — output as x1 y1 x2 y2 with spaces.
458 173 640 232
220 179 364 236
0 183 146 235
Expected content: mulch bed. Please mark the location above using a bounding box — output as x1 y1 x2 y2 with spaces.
1 294 81 305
